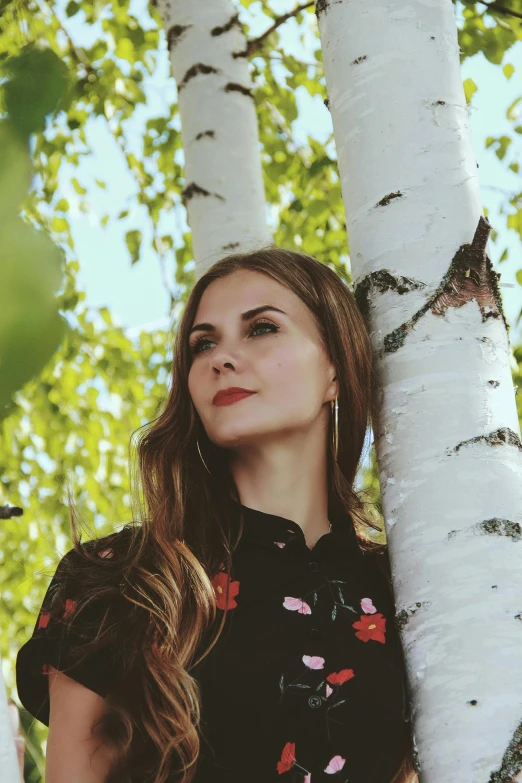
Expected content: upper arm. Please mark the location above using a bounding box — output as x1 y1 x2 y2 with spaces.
46 666 115 783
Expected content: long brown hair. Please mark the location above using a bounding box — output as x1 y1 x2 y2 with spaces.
53 246 417 782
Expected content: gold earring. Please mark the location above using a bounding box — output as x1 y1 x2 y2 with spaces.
197 438 212 475
331 397 339 462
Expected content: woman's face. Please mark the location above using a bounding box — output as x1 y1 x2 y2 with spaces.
187 269 337 454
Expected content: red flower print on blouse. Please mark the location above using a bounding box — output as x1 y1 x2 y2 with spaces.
63 598 77 620
352 612 386 643
277 741 296 774
210 571 240 610
326 669 354 686
37 612 50 630
324 755 346 774
283 596 311 614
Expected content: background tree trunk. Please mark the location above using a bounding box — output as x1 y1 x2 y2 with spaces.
316 0 522 780
155 0 272 277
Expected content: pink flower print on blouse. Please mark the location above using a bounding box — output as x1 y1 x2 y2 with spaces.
361 596 376 614
302 654 325 670
37 612 50 630
304 775 311 782
352 612 386 643
283 596 312 614
97 547 114 559
324 755 346 774
325 684 333 698
274 541 286 548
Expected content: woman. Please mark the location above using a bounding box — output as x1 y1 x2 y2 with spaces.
16 247 417 783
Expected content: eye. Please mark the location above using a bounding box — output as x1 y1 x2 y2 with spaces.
190 319 279 356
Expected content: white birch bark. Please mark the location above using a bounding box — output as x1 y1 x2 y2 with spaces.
154 0 272 278
0 663 21 783
315 0 522 780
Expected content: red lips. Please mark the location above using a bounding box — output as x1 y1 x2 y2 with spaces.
213 387 255 404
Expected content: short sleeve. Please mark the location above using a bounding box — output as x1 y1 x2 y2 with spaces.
16 536 125 727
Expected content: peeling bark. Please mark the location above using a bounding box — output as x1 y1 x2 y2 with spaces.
354 215 508 355
448 517 522 541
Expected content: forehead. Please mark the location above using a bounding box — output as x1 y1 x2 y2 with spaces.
193 270 303 321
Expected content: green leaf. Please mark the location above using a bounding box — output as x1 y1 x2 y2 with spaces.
507 97 522 122
502 63 514 80
463 77 477 104
125 229 142 264
71 178 87 195
65 1 80 16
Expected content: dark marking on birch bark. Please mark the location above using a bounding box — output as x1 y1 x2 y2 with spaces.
395 601 431 632
224 82 253 98
316 0 330 18
488 719 522 782
195 130 215 140
375 216 506 354
376 191 403 208
448 518 522 541
354 271 427 320
211 13 241 36
166 24 192 50
222 242 240 251
181 183 225 207
178 63 219 92
324 98 330 110
450 426 522 454
488 379 500 387
351 55 367 65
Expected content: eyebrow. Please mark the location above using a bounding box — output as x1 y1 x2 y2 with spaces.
189 305 287 338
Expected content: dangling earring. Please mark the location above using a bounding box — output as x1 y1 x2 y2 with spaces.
197 437 212 475
331 397 339 462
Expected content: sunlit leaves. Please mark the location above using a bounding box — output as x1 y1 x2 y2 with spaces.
463 77 477 104
125 228 142 264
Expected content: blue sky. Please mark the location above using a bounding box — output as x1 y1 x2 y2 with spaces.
51 1 522 346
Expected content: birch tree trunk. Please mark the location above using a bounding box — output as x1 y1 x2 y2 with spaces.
315 0 522 780
154 0 271 278
0 663 21 783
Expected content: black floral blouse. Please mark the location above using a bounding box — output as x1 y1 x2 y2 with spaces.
16 503 412 783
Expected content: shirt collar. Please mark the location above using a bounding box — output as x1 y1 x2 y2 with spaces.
236 502 362 560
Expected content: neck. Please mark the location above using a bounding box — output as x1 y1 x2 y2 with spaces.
228 438 331 549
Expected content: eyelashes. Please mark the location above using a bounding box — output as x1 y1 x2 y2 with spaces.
189 319 280 356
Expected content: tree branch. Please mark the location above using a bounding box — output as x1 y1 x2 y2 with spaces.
475 0 522 22
241 1 315 58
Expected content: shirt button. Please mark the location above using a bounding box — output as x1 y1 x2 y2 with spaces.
308 627 321 641
308 695 322 709
308 561 319 573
